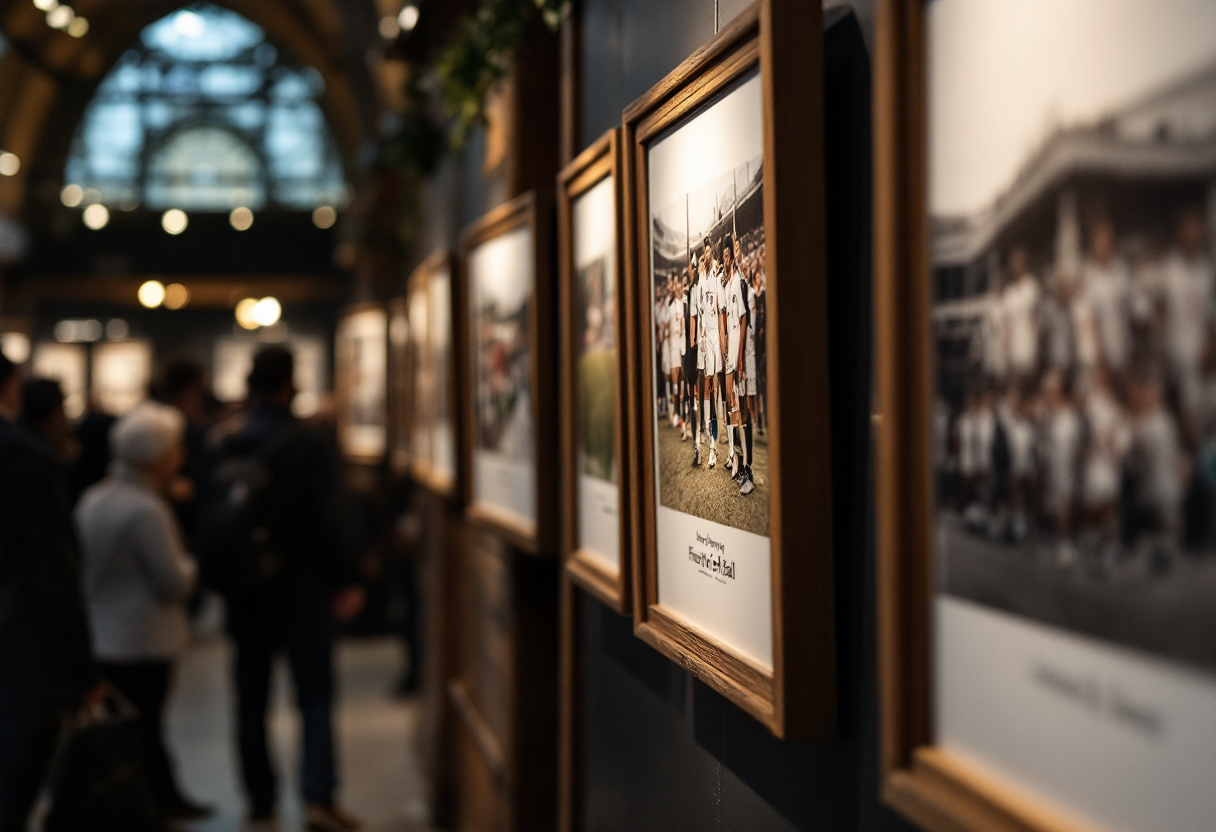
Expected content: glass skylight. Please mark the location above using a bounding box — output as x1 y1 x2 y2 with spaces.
65 4 347 213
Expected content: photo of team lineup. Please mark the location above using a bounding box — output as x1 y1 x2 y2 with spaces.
651 155 768 537
931 31 1216 670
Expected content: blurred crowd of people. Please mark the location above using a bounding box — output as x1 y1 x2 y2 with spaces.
0 346 371 832
937 208 1216 572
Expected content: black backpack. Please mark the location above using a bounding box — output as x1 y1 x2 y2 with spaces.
196 424 302 597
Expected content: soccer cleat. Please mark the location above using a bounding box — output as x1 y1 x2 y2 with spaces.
739 473 755 495
708 447 717 469
692 448 700 467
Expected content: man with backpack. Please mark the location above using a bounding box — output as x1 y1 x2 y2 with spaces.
196 346 364 832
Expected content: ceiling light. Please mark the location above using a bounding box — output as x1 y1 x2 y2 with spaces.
0 153 19 177
312 205 336 229
164 283 190 310
173 10 205 37
378 16 398 38
229 206 253 231
67 16 88 37
61 184 83 207
235 298 260 330
0 333 30 364
162 208 188 235
32 0 57 11
46 5 74 29
138 280 166 309
398 5 419 31
251 297 281 328
81 187 101 205
82 203 109 230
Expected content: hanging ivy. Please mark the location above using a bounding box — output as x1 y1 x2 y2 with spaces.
435 0 566 146
374 0 566 246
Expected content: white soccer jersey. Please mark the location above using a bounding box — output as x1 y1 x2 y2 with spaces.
701 276 722 353
1080 259 1131 370
1162 252 1215 369
1082 388 1130 506
1002 274 1040 376
725 269 747 371
745 282 757 361
669 297 685 357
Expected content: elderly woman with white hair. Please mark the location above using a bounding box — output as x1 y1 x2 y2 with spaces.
75 401 211 822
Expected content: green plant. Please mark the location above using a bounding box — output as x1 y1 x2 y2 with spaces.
435 0 567 146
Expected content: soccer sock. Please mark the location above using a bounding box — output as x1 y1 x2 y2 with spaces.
728 424 736 462
695 399 701 448
745 422 753 473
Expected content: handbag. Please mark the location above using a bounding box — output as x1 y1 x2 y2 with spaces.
44 690 167 832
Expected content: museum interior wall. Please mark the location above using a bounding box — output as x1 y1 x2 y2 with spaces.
4 0 1208 831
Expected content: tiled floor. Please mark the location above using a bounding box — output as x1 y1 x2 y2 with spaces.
168 635 432 832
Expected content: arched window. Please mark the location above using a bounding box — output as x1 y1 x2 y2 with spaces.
65 4 348 212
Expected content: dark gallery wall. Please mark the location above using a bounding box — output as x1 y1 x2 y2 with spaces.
407 0 913 828
573 2 914 830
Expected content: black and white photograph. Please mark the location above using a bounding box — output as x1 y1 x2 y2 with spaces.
337 305 387 461
927 4 1216 829
469 225 536 528
930 1 1216 673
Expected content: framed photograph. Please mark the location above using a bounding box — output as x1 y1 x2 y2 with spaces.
623 0 832 737
458 191 556 554
335 303 388 465
405 252 461 497
558 129 631 611
387 296 412 476
877 2 1216 831
91 340 153 416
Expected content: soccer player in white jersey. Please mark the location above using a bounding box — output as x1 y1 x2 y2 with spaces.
722 236 755 495
1039 370 1081 566
690 250 708 467
661 280 671 423
1081 366 1130 568
1161 210 1214 433
1001 248 1040 383
742 239 760 489
699 241 724 469
1079 221 1132 377
667 274 685 433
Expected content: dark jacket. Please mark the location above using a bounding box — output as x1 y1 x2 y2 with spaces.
0 417 97 699
197 402 361 633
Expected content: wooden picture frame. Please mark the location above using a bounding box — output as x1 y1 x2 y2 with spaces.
623 0 832 738
405 251 463 499
558 129 631 613
335 302 389 465
877 3 1216 831
387 294 412 477
457 191 557 555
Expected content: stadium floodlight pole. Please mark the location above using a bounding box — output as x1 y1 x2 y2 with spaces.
732 179 737 239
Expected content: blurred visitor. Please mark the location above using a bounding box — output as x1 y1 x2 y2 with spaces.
70 394 117 507
0 353 100 832
198 346 364 832
75 402 211 822
20 377 78 464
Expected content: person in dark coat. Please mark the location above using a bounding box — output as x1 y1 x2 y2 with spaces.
197 346 365 832
0 354 99 832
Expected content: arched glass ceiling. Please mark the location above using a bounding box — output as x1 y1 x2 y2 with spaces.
65 4 348 212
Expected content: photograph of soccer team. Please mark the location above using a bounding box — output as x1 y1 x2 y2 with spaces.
472 267 533 463
650 156 769 537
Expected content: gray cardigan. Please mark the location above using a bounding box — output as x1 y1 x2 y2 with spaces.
75 462 198 661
